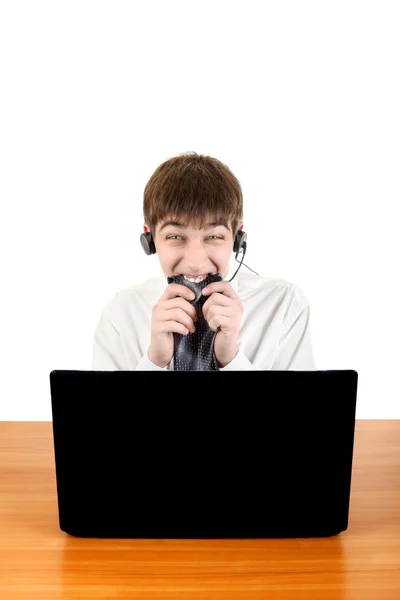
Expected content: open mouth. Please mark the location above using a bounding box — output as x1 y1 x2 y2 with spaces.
182 274 208 283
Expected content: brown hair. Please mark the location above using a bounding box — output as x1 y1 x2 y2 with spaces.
143 151 243 238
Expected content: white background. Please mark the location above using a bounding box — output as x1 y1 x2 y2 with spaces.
1 1 399 420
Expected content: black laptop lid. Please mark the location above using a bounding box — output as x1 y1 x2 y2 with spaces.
49 370 358 539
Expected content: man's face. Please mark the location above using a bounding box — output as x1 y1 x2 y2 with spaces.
144 215 241 281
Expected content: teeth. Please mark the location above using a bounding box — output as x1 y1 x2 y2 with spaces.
183 275 207 283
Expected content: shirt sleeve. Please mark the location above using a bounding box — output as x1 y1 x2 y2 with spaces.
91 309 168 371
272 304 316 370
218 346 256 370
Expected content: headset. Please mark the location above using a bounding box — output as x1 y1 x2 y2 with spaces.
140 228 258 282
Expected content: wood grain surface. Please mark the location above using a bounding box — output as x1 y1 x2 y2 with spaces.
0 420 399 599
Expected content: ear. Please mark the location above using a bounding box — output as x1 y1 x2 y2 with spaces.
143 223 150 233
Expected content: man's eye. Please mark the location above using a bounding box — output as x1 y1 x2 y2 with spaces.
166 235 222 241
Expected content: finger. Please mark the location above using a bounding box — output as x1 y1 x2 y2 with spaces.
202 282 237 299
207 314 234 333
202 294 233 321
164 283 196 302
203 303 233 323
203 293 233 308
164 297 198 322
163 308 197 333
156 321 191 336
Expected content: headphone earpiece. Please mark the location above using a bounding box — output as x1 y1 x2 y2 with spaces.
233 229 247 257
140 231 156 255
140 229 246 256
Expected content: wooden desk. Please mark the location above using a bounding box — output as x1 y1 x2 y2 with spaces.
0 421 399 599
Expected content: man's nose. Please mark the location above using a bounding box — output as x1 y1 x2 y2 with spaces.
184 240 210 271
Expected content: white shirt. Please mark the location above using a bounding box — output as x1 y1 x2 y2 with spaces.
91 261 316 371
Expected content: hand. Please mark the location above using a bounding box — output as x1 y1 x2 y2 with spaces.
201 281 243 368
147 284 198 368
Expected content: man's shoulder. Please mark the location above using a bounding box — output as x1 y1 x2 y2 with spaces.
117 274 166 297
101 275 166 317
237 271 311 311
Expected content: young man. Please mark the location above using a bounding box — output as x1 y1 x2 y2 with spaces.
91 152 316 371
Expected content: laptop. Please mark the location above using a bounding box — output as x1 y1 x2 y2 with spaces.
49 369 358 538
